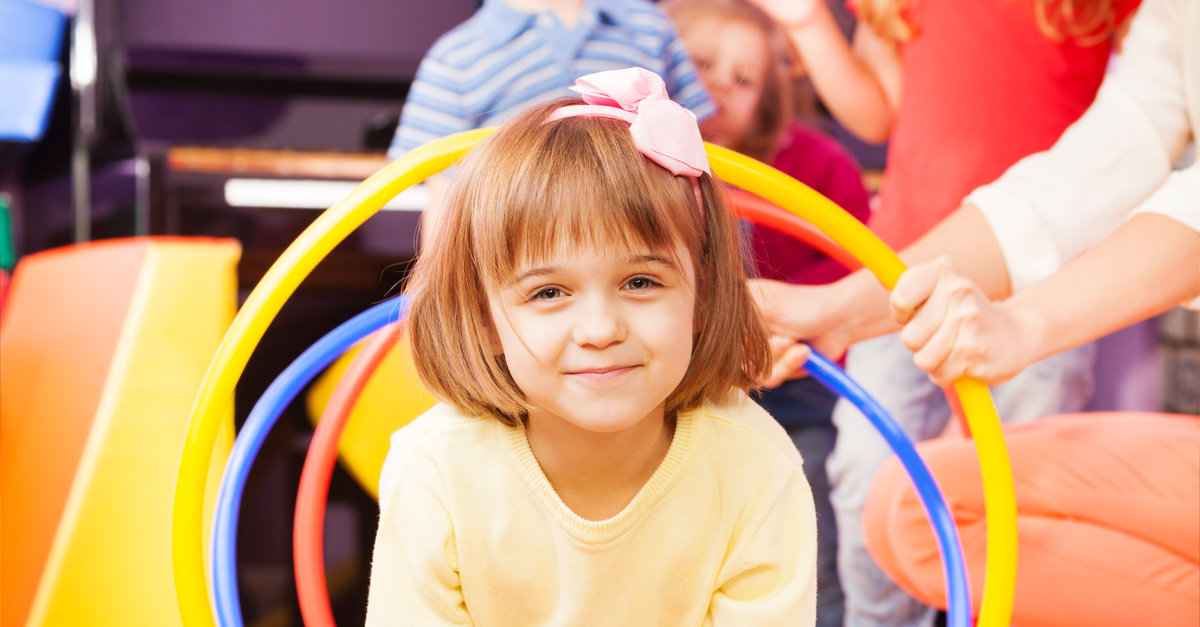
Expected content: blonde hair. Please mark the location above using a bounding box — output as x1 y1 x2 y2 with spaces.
856 0 1121 45
406 100 771 425
663 0 800 162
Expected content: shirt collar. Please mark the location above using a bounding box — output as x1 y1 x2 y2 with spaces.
477 0 625 45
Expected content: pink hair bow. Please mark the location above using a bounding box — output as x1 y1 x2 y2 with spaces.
548 67 711 178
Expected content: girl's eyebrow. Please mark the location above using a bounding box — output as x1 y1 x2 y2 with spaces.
513 265 562 282
632 254 680 271
511 254 679 283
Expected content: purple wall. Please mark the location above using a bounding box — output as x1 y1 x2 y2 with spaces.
119 0 477 79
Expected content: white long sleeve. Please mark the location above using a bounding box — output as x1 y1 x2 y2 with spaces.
967 0 1198 292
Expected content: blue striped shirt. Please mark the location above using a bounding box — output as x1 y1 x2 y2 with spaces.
388 0 715 159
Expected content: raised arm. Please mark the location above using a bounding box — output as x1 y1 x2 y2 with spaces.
746 0 900 143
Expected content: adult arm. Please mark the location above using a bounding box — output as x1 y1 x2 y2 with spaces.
893 212 1200 385
746 0 901 143
752 206 1007 386
365 447 471 626
968 0 1192 292
754 0 1195 384
891 0 1198 387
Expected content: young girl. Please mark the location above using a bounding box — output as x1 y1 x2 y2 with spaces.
365 67 818 625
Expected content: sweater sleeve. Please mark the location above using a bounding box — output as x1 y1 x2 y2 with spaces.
966 0 1193 292
365 440 471 626
705 469 818 626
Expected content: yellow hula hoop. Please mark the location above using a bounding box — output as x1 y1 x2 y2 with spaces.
172 131 1016 626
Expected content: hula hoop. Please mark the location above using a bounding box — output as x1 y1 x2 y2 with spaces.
804 351 971 627
294 322 403 627
725 187 860 272
291 193 955 627
173 130 1015 627
210 297 406 626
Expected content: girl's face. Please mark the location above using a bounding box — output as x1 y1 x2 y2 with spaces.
487 237 697 435
680 15 771 150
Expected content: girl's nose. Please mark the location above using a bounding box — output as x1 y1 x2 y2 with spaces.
570 297 627 349
707 64 738 95
706 73 731 97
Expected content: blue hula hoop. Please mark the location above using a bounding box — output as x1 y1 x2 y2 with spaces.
210 295 407 626
804 350 971 627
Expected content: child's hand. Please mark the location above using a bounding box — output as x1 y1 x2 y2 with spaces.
750 279 852 386
761 336 811 388
744 0 824 28
891 256 1040 386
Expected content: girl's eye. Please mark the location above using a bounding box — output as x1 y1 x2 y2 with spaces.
624 276 661 291
530 286 563 301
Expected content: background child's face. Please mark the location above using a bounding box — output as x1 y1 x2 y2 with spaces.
680 15 771 150
486 238 697 434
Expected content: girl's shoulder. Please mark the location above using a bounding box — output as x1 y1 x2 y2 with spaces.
682 395 810 521
377 403 509 498
693 393 805 471
387 403 501 459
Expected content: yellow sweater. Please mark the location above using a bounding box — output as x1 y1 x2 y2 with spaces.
365 393 817 626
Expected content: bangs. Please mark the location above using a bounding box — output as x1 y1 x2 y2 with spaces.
462 109 704 286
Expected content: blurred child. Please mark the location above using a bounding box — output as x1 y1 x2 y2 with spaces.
664 1 873 624
389 0 716 249
388 0 714 160
666 0 871 284
365 67 817 625
744 0 1142 624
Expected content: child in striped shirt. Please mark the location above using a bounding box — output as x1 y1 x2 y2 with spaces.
388 0 715 160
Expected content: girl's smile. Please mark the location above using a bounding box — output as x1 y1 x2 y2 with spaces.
567 364 637 376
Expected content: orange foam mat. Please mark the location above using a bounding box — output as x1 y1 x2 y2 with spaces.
1 237 239 626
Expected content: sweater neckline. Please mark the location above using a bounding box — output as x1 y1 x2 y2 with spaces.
507 409 699 542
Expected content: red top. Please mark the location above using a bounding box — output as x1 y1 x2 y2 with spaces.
747 122 873 286
868 0 1139 250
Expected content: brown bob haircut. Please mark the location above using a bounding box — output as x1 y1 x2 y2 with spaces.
663 0 799 162
405 99 771 426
